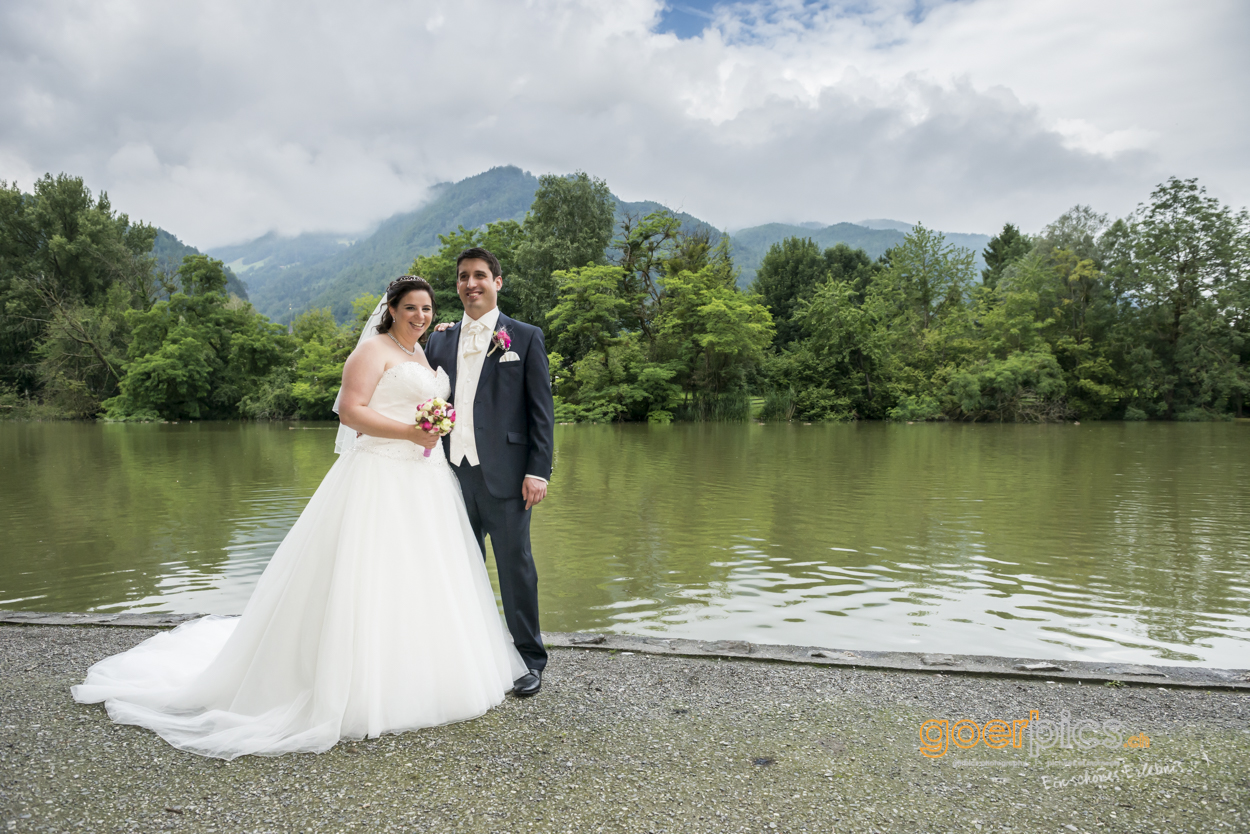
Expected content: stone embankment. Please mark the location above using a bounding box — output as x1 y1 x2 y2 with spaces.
1 612 1247 833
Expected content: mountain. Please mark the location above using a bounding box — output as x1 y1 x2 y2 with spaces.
211 230 359 279
209 167 727 323
206 167 539 322
856 218 994 262
856 218 916 233
728 222 909 285
205 166 992 322
729 221 991 286
152 229 249 299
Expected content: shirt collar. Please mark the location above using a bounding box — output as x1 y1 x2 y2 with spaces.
461 307 500 333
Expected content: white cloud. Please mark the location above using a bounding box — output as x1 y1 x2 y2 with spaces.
0 0 1244 247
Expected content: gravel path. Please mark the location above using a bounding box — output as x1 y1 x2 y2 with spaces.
1 624 1247 833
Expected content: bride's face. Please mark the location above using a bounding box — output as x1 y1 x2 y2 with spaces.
391 289 434 343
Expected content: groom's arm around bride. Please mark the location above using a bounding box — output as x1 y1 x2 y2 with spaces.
424 247 555 695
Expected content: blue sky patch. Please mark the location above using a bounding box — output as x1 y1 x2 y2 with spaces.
655 1 722 39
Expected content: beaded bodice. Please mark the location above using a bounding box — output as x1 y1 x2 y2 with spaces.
352 362 451 464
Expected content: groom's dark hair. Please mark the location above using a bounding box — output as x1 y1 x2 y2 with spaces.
456 247 502 278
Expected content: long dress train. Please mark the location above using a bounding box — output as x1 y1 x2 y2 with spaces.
72 362 526 759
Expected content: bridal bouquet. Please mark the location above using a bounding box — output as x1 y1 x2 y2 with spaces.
414 397 455 458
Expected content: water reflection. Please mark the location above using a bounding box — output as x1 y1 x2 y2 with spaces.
533 423 1250 667
1 421 1246 667
0 422 332 613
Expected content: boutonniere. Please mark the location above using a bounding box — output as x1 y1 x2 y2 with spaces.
487 327 512 357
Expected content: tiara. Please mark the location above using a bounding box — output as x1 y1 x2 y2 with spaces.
386 276 424 292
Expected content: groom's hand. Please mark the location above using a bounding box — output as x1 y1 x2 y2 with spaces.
522 477 547 510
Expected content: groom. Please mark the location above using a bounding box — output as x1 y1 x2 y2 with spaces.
424 247 555 697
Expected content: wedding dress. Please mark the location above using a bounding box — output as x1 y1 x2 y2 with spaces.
72 361 526 759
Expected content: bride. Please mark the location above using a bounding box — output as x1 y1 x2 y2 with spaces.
72 276 527 759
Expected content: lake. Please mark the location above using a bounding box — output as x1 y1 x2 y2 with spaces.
1 421 1247 667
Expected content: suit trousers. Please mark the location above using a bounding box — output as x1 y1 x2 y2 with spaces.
450 461 548 673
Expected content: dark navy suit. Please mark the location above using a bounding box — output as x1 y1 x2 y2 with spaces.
425 313 554 672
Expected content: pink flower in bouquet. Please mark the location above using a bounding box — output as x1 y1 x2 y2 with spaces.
413 397 455 458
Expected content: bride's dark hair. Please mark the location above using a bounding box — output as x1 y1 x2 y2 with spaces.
376 276 437 341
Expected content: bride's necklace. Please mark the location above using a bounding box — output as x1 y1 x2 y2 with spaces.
387 331 418 356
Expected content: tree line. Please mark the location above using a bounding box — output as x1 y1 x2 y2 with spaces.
2 172 1246 423
756 180 1248 422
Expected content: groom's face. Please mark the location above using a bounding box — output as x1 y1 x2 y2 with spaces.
457 258 503 319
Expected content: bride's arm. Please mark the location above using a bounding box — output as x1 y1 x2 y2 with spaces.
337 341 438 449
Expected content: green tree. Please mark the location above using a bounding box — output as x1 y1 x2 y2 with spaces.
1032 205 1109 266
544 265 681 423
882 223 976 332
411 220 525 321
750 237 828 347
104 262 292 420
614 209 682 343
176 254 230 296
657 265 774 415
512 172 615 330
0 174 157 401
1108 177 1250 418
31 285 131 416
546 265 630 364
981 223 1031 289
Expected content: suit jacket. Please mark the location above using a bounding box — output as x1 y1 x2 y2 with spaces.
425 312 555 500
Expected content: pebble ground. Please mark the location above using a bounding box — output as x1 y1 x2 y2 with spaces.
1 624 1246 833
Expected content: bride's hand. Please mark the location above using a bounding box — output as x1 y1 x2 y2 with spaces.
408 424 440 450
433 322 454 332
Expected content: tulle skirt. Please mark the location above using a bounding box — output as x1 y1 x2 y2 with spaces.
72 443 527 759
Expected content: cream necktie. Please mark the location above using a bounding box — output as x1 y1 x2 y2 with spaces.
462 320 487 356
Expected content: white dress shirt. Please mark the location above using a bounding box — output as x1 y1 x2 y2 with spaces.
448 308 547 485
449 307 499 468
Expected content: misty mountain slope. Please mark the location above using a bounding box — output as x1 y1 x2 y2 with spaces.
211 230 357 278
856 218 994 265
152 229 249 299
210 166 540 322
730 222 990 287
204 165 992 322
729 222 909 286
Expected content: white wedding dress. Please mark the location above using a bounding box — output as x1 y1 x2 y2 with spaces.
73 362 526 759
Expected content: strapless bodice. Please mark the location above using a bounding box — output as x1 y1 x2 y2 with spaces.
352 362 451 463
366 362 449 420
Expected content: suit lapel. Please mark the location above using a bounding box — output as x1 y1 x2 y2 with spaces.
441 322 462 399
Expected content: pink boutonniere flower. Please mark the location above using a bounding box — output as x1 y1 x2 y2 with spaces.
488 327 512 357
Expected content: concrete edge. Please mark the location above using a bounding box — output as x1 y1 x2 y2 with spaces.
541 632 1250 691
3 609 1247 690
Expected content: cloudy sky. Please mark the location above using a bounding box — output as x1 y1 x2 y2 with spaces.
2 0 1246 249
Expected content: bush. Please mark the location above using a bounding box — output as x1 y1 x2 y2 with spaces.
1175 407 1231 422
944 349 1071 422
239 368 298 420
792 388 857 421
759 386 796 422
0 384 76 421
887 395 944 422
673 390 751 422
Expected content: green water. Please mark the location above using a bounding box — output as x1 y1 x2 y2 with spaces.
1 421 1247 667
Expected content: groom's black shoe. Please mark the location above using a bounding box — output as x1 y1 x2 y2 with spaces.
513 669 541 698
